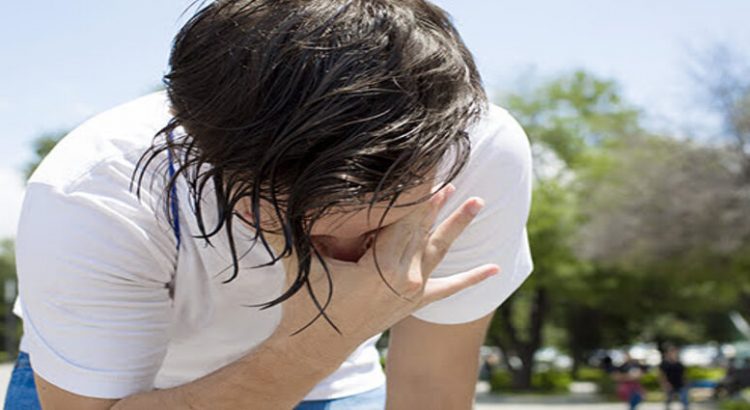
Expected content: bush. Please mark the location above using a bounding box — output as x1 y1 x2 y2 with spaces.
685 366 725 382
640 370 661 391
489 370 513 392
575 367 606 382
489 369 572 393
573 367 617 396
597 375 617 397
533 370 572 392
720 399 750 410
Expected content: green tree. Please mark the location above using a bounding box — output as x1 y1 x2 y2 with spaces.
507 70 640 169
578 133 750 344
23 130 66 180
486 177 585 387
0 239 20 358
489 69 750 391
691 45 750 316
486 70 644 389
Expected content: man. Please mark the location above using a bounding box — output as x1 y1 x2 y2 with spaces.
6 0 533 409
659 347 688 410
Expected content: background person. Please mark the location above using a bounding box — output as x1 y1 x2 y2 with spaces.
614 353 646 410
659 346 688 410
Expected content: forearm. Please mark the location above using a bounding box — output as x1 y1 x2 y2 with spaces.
112 333 356 410
385 315 491 410
386 362 478 410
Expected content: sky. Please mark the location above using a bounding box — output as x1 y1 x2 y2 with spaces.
1 1 750 238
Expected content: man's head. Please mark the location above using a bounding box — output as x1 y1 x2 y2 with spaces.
665 346 680 362
137 0 486 312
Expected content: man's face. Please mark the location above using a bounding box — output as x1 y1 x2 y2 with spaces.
308 181 434 261
236 179 436 262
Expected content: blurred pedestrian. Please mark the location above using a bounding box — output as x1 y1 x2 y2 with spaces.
479 352 501 381
659 346 688 410
614 353 645 410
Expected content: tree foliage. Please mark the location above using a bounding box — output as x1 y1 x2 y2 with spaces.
487 70 644 388
486 67 749 389
0 240 15 283
23 130 66 180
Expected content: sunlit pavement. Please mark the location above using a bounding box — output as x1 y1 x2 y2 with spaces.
473 381 719 410
0 362 12 404
474 393 719 408
475 402 716 410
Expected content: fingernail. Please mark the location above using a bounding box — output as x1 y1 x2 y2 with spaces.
444 183 456 196
486 265 501 277
468 198 484 216
433 184 455 201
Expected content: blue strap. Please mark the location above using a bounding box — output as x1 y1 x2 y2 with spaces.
166 133 181 250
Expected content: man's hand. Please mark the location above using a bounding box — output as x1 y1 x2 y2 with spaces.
273 184 500 348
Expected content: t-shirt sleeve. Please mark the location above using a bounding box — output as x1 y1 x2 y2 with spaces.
16 170 176 399
412 107 533 325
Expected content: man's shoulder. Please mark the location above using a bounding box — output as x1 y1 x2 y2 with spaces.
466 104 531 172
28 91 172 191
472 104 529 146
453 103 531 193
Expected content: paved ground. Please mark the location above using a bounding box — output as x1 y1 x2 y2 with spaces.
474 393 718 409
476 403 714 410
472 381 718 410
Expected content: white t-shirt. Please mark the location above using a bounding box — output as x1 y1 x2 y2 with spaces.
14 92 533 400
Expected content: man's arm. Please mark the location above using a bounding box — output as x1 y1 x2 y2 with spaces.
385 312 494 410
33 191 493 410
34 332 357 410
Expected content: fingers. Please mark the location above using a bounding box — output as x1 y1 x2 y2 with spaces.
421 183 457 229
420 264 500 306
367 193 435 263
360 184 456 273
399 184 456 267
421 197 484 275
392 183 455 248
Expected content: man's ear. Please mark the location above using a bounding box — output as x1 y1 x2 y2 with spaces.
235 196 289 235
235 197 254 221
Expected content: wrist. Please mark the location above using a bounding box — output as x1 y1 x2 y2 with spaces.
265 326 358 377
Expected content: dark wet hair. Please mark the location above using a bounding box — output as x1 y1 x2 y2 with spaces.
135 0 486 333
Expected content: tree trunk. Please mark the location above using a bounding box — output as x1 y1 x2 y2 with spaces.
489 286 549 390
570 346 582 380
512 357 534 390
566 307 604 379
